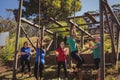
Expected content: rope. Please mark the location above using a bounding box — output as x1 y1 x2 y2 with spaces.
37 0 41 79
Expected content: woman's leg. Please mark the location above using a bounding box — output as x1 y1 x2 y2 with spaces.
34 62 38 79
94 58 100 69
21 58 25 74
25 59 31 76
62 62 68 78
71 51 82 69
39 63 44 79
58 62 62 78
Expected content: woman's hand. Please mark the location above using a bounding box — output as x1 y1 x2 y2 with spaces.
21 52 27 55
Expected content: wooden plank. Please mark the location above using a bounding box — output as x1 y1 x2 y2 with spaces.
104 5 116 64
84 13 97 23
21 18 54 35
21 26 36 50
103 1 120 30
46 39 53 51
100 0 105 80
12 0 23 79
52 13 99 21
46 22 100 29
50 17 63 27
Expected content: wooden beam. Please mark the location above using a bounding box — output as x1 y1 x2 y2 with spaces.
21 18 54 35
52 13 99 21
21 26 36 50
84 13 97 23
21 18 40 28
100 0 105 80
46 39 53 51
104 5 116 64
45 29 54 35
12 0 23 79
46 22 100 29
103 1 120 30
69 20 94 39
50 17 63 27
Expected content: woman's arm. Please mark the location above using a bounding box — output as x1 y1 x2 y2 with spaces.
64 48 69 55
55 50 59 56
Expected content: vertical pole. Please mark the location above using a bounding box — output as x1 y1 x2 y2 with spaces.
116 30 120 69
12 0 23 80
40 27 44 47
100 0 105 80
53 32 58 49
80 33 84 49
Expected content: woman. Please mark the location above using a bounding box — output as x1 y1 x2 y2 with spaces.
89 37 101 80
55 41 69 80
20 41 31 77
66 26 83 71
34 40 46 80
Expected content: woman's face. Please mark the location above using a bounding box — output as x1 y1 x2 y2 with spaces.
24 42 28 48
60 42 65 49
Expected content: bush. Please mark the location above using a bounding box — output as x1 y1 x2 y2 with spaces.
0 37 26 62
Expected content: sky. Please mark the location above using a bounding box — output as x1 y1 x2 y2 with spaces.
0 0 120 19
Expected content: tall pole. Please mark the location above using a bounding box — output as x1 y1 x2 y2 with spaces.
100 0 105 80
12 0 23 80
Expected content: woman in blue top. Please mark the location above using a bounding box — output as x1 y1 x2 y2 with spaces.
20 41 31 77
34 40 45 80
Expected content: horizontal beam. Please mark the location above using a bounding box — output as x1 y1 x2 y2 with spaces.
50 17 63 27
84 13 97 23
46 22 100 29
21 18 40 28
21 18 54 35
53 13 99 21
45 29 54 35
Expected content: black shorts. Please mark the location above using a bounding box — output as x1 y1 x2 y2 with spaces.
94 58 100 69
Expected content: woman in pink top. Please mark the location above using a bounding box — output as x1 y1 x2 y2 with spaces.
55 41 69 80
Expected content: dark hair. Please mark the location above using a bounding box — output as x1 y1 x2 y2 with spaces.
23 41 28 46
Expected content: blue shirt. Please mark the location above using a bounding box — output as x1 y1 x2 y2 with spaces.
20 47 31 60
35 48 45 64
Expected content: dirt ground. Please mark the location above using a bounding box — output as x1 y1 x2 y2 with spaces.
0 57 120 80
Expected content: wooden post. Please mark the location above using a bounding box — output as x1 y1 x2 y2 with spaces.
12 0 23 80
40 27 44 47
21 26 36 50
104 6 116 64
80 33 84 49
53 32 58 49
116 30 120 69
100 0 105 80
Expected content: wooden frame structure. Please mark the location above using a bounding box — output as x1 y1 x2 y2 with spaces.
12 0 120 80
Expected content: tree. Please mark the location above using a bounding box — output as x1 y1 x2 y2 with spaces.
13 0 82 23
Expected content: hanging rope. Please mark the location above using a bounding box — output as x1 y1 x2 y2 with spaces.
37 0 41 79
70 0 77 37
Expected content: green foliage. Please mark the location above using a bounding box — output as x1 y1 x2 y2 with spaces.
0 19 17 38
14 0 82 21
0 38 15 61
0 37 26 62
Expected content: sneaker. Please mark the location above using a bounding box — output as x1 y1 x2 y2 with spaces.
65 78 68 80
58 77 61 80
